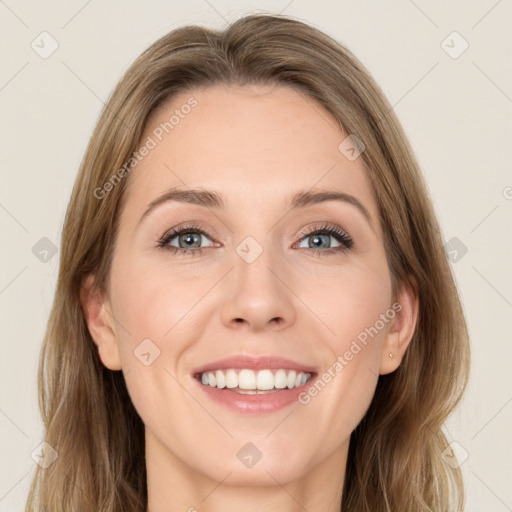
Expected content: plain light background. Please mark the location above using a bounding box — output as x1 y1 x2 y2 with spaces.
1 1 511 510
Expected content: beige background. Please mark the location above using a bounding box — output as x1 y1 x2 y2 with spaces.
1 1 511 510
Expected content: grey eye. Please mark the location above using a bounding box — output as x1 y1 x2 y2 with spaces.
298 233 342 249
169 232 213 249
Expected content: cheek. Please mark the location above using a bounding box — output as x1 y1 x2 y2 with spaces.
295 264 391 428
109 257 219 404
111 256 216 342
306 260 392 349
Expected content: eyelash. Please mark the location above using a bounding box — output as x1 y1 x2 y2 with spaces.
156 222 354 257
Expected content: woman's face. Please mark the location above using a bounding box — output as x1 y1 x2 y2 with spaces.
87 83 414 490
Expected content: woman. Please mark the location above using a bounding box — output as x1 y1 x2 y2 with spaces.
25 13 470 512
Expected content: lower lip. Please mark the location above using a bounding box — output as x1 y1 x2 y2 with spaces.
192 375 317 414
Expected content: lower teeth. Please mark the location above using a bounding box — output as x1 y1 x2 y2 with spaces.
203 385 284 394
232 388 282 394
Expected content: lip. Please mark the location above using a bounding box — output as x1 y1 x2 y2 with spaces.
191 354 317 376
191 354 318 414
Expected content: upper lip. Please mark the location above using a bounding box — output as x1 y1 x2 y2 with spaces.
192 354 317 376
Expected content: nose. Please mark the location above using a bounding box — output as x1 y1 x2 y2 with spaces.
220 244 296 332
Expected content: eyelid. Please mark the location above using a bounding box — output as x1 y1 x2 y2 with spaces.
158 223 215 242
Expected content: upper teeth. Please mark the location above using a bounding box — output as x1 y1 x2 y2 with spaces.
199 369 312 390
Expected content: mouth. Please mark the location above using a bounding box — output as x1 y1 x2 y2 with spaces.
191 354 318 413
194 368 314 393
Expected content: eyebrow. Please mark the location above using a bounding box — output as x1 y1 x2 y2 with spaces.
138 186 373 229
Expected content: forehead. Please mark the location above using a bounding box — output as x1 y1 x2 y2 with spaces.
123 83 377 222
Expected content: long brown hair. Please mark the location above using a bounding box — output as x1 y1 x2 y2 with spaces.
25 13 470 511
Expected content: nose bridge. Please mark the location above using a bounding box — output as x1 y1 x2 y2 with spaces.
220 232 296 331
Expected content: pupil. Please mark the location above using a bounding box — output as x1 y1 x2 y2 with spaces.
310 234 330 248
180 233 200 247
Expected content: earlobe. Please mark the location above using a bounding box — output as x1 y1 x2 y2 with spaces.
80 274 122 371
379 282 419 375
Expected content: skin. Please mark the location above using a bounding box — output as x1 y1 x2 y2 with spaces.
81 83 418 512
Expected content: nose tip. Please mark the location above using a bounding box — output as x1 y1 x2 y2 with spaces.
220 256 296 332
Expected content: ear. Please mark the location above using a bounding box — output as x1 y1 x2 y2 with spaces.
80 274 122 371
379 281 419 375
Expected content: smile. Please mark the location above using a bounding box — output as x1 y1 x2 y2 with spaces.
191 354 318 413
196 368 313 392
